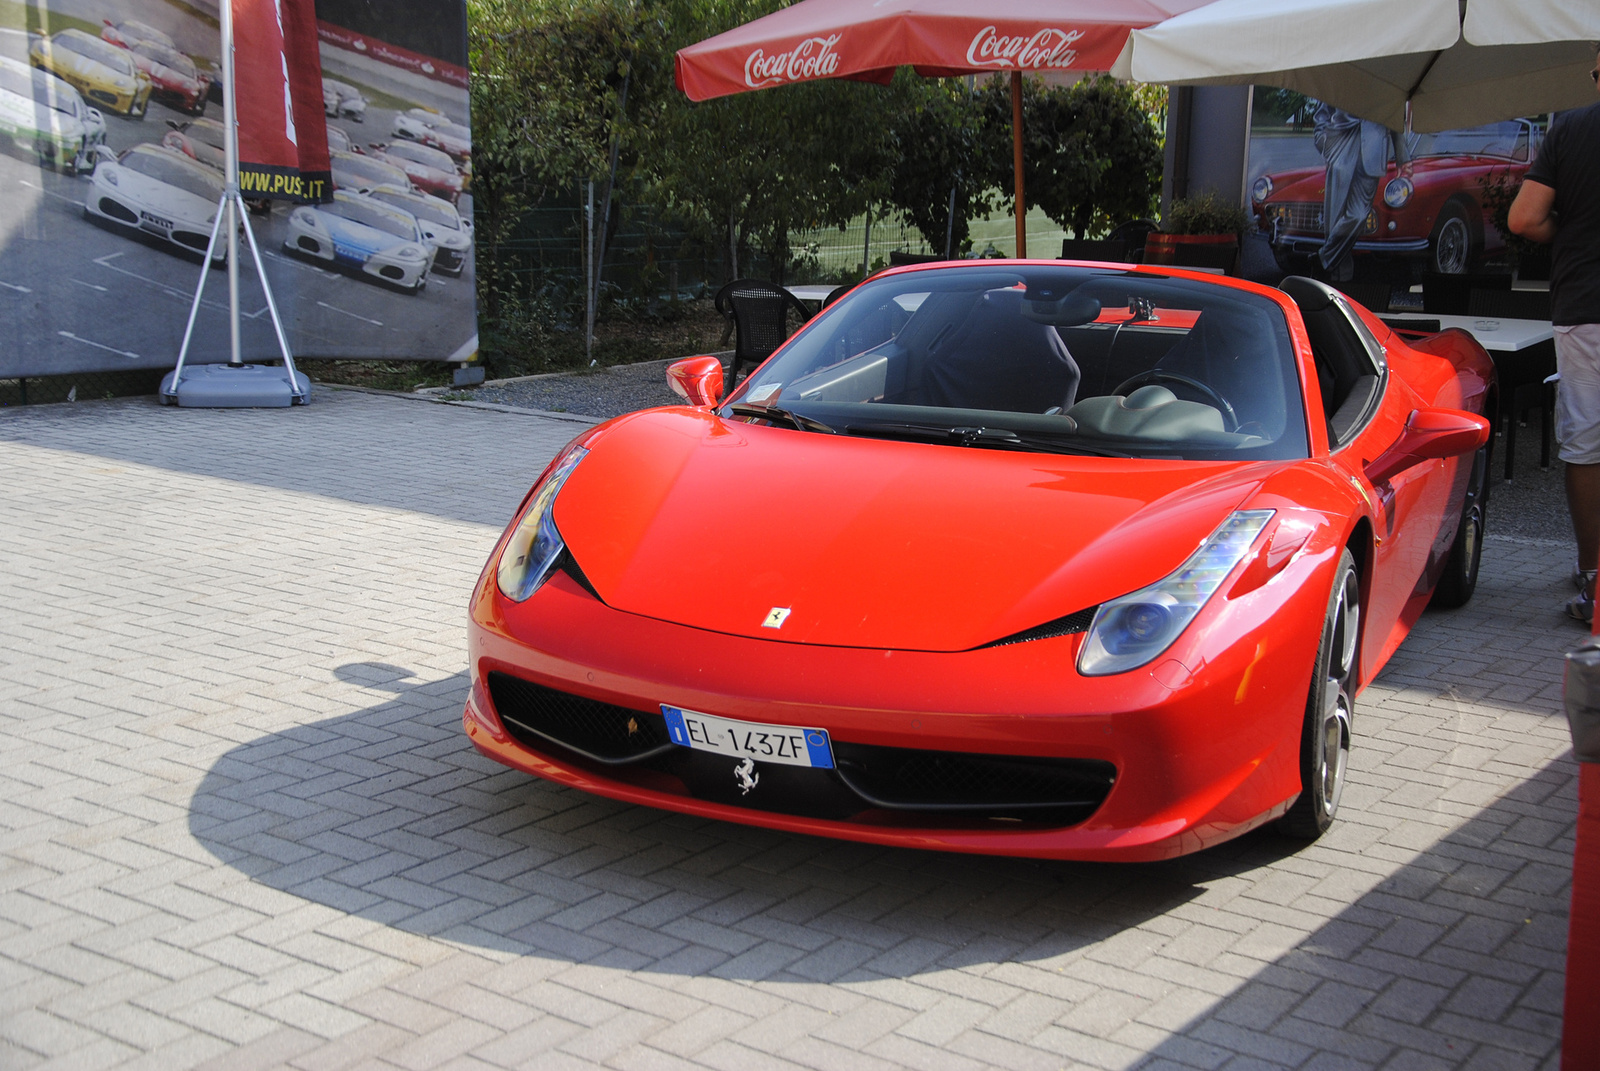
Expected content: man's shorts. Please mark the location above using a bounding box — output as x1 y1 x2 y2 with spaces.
1556 323 1600 465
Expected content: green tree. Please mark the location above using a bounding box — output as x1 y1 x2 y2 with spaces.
883 75 993 256
644 0 899 281
978 75 1163 239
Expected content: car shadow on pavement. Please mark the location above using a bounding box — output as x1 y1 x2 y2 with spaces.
188 661 1571 1062
187 662 1329 983
1131 757 1571 1070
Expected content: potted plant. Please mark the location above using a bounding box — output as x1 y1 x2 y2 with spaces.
1146 191 1251 272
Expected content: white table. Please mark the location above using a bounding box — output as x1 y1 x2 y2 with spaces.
786 284 838 307
1383 313 1553 353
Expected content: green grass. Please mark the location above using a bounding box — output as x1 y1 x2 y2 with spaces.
0 0 104 39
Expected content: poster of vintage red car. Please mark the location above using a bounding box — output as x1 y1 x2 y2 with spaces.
1246 88 1544 277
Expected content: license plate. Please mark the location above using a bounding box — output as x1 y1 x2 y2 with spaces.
661 705 834 769
140 211 173 230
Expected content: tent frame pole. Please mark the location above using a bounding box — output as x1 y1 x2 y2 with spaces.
162 0 305 402
1011 70 1025 258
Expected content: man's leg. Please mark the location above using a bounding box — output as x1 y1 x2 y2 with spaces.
1571 463 1600 576
1555 325 1600 619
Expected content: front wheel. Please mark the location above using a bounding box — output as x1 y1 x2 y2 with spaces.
1429 201 1477 275
1278 549 1359 840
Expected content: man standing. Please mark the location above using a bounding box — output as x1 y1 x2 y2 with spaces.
1313 103 1409 282
1510 45 1600 624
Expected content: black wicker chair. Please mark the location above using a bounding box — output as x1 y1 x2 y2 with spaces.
714 279 812 392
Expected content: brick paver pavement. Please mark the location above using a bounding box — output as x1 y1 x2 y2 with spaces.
0 389 1577 1070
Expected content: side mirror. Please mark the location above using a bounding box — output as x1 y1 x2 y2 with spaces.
666 355 724 408
1364 408 1490 485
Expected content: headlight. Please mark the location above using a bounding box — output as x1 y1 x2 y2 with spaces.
1077 510 1275 676
290 207 319 227
1383 176 1413 208
396 243 427 260
1251 175 1273 203
102 168 118 186
496 447 588 601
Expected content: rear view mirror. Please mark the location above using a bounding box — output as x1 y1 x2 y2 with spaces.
667 355 724 408
1364 408 1489 485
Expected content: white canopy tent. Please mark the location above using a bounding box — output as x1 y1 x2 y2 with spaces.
1111 0 1600 131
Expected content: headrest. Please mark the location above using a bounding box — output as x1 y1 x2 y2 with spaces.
1019 282 1102 326
1279 275 1339 313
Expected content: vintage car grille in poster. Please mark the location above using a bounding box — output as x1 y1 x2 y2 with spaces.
0 0 474 377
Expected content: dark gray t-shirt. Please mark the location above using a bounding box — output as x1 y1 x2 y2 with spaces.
1526 101 1600 325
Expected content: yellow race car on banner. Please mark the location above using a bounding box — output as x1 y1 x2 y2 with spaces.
30 29 151 118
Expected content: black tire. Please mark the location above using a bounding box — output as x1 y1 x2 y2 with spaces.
1429 200 1478 275
1430 444 1489 609
1278 549 1359 840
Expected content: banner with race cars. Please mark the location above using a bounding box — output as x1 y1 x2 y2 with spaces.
1245 88 1545 281
0 0 474 378
233 0 331 203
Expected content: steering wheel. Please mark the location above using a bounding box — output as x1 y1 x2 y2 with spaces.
1113 371 1239 432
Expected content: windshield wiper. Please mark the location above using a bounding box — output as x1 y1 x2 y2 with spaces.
726 403 836 433
843 421 1134 458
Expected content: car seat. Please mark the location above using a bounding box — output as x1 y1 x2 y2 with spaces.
918 287 1081 414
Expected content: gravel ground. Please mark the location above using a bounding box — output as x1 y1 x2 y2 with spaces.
460 357 1574 546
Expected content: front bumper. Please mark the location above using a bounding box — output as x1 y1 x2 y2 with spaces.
465 555 1330 861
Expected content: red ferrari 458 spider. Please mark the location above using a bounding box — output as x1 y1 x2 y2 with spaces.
465 263 1493 861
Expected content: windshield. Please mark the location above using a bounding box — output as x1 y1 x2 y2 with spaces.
133 42 195 77
184 120 225 149
1 64 80 117
1407 121 1530 162
115 21 173 46
323 195 416 240
58 33 133 74
122 148 222 200
732 266 1308 461
332 153 404 189
385 141 453 170
37 72 83 117
370 190 457 228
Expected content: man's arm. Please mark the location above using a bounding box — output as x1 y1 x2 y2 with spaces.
1509 179 1558 242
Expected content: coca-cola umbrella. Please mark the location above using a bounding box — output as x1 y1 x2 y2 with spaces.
674 0 1218 257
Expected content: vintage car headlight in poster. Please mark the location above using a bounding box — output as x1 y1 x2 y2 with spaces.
0 0 474 379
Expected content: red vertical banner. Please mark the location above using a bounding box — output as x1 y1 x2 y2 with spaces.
233 0 332 201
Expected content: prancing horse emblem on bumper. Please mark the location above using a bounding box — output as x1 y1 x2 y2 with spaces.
762 607 792 629
734 757 759 794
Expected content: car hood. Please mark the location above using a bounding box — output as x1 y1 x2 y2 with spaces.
554 409 1279 652
310 212 407 255
101 167 214 222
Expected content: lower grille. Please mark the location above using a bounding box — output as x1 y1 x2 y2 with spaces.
487 672 671 765
833 743 1114 817
485 672 1114 826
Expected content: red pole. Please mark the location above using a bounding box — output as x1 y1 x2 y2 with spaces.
1012 70 1025 259
1569 763 1600 1068
1565 605 1600 1068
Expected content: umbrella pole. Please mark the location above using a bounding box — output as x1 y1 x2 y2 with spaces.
1011 71 1025 258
